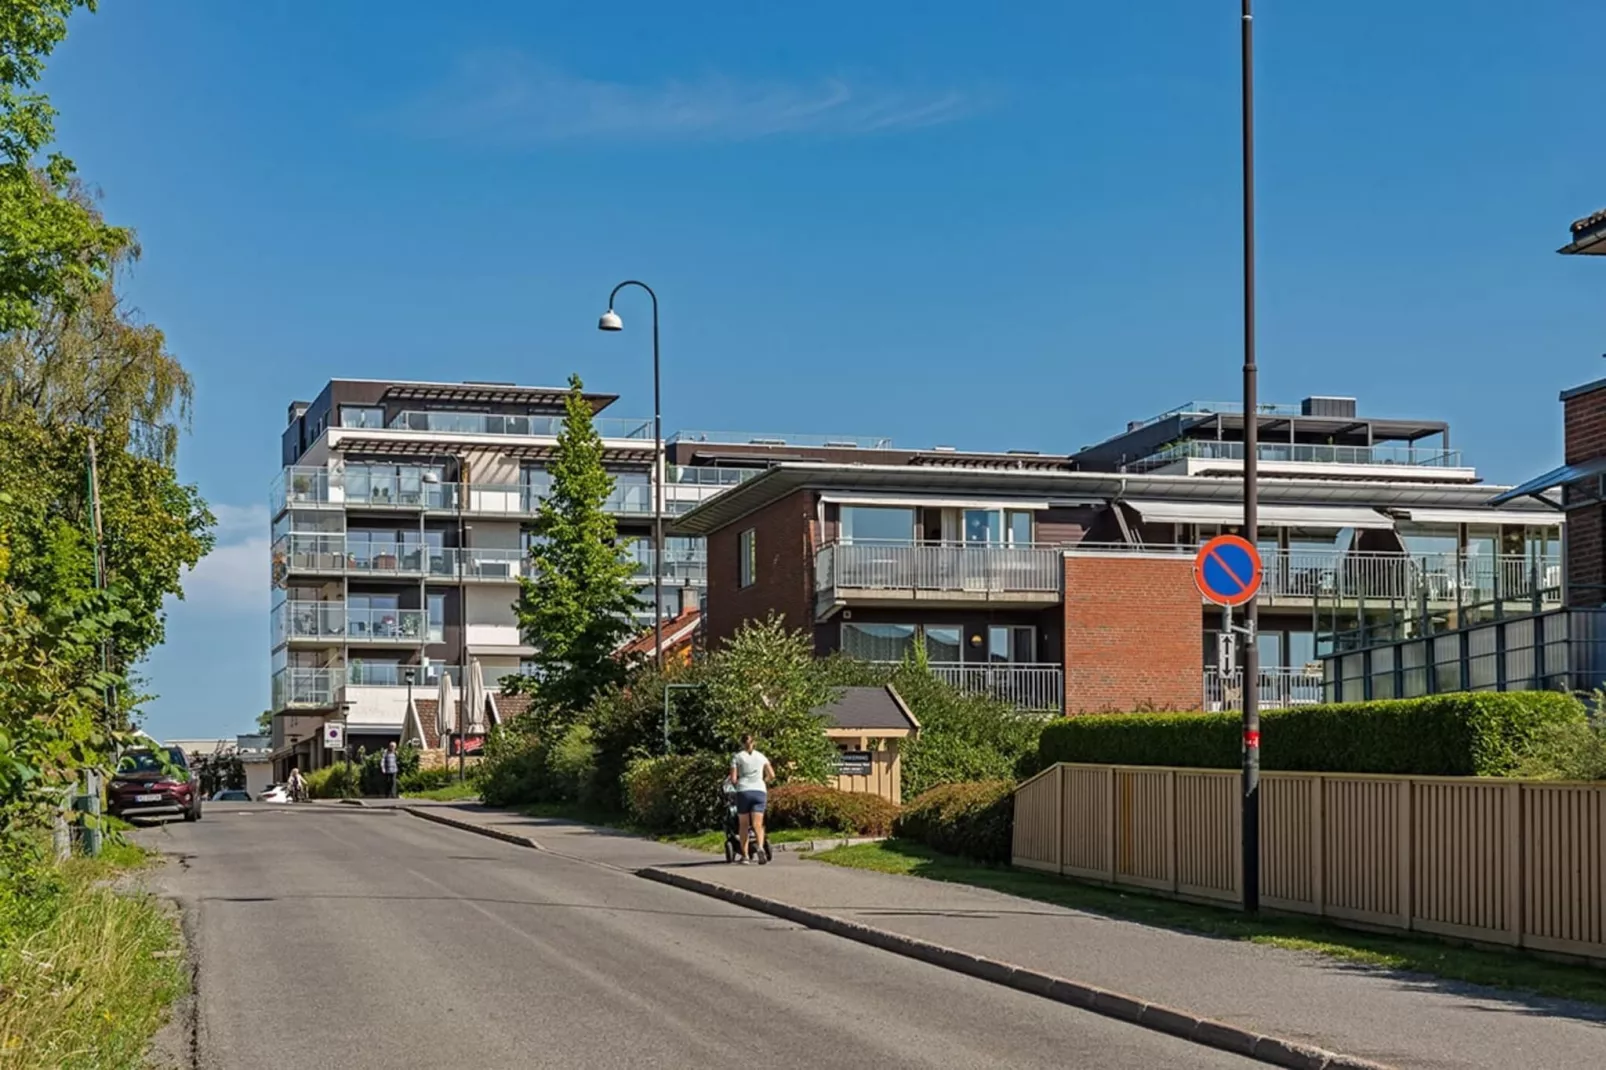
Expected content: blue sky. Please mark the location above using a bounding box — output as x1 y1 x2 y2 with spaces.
42 1 1606 740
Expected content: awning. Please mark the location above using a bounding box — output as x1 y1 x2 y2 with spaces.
466 644 537 659
1486 457 1606 506
1395 508 1563 527
1124 500 1394 529
819 492 1049 510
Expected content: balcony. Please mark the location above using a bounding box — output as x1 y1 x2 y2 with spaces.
1127 440 1467 476
670 430 895 450
271 667 340 710
455 481 700 519
277 602 427 645
920 662 1063 713
627 546 709 587
386 411 653 440
272 466 458 513
815 541 1062 613
1204 667 1324 712
1258 550 1560 606
344 663 463 687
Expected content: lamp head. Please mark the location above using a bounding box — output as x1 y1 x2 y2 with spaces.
598 309 623 332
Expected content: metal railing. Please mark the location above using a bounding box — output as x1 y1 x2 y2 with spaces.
271 667 340 709
922 662 1063 712
278 601 426 643
627 546 709 586
344 663 464 687
1128 439 1464 471
1203 668 1325 711
385 410 654 439
1258 550 1560 604
455 480 698 518
665 465 764 486
1125 400 1307 431
816 541 1062 596
670 430 895 450
272 466 458 512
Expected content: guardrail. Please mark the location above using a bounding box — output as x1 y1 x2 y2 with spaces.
1130 439 1464 470
1013 764 1606 961
816 541 1062 596
1203 668 1323 711
921 662 1063 712
278 602 426 643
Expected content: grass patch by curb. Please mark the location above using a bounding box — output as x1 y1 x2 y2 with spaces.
403 783 480 802
513 801 836 853
665 827 839 852
0 835 183 1069
813 840 1606 1008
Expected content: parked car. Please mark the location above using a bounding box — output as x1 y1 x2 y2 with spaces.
107 746 201 822
259 784 291 804
211 789 253 802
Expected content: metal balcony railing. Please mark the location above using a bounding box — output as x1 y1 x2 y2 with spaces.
344 663 464 687
816 541 1062 596
385 410 654 439
1128 439 1464 471
279 602 426 643
1204 668 1326 711
921 662 1063 712
670 430 895 450
1257 550 1560 604
271 667 340 710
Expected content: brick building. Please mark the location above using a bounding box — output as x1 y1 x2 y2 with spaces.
677 397 1562 717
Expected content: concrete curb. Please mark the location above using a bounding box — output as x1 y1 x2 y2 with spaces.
639 867 1395 1070
770 836 884 853
402 807 543 850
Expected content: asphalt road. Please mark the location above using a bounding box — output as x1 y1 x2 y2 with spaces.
140 804 1262 1070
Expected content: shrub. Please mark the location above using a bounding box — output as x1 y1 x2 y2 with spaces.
894 780 1015 863
399 767 458 794
303 764 361 799
1513 713 1606 781
358 744 420 795
476 724 598 808
765 783 898 836
1035 692 1588 777
622 752 728 833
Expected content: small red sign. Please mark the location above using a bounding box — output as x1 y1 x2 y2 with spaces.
1244 729 1261 749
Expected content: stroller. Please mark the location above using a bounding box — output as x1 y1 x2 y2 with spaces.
721 782 773 865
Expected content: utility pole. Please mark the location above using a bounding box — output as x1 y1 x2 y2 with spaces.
1239 0 1262 914
83 438 108 858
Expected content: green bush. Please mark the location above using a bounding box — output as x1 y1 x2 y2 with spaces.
623 752 728 833
475 724 597 808
399 767 459 794
358 745 420 796
1513 712 1606 781
303 764 361 799
894 780 1015 863
1036 692 1589 777
765 783 898 836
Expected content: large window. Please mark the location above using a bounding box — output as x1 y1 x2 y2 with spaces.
841 623 917 661
925 626 962 662
427 592 446 643
987 625 1035 663
841 623 1034 664
340 406 385 429
738 529 756 588
963 509 1034 546
840 506 915 543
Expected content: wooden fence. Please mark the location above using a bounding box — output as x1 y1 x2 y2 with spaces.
1012 764 1606 962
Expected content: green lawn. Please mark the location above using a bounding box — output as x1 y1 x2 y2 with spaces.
403 782 480 802
813 840 1606 1008
665 827 840 852
0 831 184 1068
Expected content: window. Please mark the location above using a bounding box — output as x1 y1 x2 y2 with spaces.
925 626 962 663
840 506 915 544
340 406 385 429
842 623 918 661
427 592 446 643
962 509 1035 546
987 625 1035 663
738 529 756 588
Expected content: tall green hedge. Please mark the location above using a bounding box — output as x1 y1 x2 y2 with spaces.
1036 692 1588 777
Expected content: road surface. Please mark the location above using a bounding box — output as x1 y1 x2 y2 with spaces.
141 804 1261 1070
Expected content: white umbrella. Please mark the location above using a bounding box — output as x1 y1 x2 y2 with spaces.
466 658 488 735
437 668 457 738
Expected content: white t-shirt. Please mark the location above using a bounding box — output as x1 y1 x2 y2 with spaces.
731 749 769 793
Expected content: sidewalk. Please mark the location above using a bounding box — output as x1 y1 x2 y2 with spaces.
406 803 1606 1070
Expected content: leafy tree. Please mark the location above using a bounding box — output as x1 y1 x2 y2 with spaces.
703 615 837 784
256 709 274 735
0 2 128 333
0 187 193 463
506 374 640 728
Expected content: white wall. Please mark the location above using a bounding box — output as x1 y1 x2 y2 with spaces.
243 758 274 797
466 520 521 550
341 685 410 730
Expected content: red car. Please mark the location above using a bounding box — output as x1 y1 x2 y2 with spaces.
107 746 203 823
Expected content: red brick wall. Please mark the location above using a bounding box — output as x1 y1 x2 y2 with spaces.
703 489 819 648
1564 385 1606 605
1063 554 1202 714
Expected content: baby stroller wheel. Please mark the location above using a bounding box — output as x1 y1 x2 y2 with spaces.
761 841 773 864
724 839 736 864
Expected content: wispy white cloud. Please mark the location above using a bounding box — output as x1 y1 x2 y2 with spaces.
400 51 980 145
182 503 268 615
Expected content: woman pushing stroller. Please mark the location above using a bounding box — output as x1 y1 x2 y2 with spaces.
728 733 774 864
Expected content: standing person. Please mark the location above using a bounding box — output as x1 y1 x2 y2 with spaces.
728 734 774 864
381 742 400 799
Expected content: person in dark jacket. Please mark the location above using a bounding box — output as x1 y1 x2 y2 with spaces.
381 742 400 798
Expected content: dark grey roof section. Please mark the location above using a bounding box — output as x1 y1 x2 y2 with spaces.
1560 377 1606 402
672 461 1528 535
813 686 919 731
1487 457 1606 507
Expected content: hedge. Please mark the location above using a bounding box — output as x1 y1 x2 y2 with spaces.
623 752 730 833
1036 692 1588 777
894 780 1015 863
765 784 898 837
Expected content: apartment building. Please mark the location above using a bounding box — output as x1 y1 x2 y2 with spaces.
674 397 1563 717
266 378 736 772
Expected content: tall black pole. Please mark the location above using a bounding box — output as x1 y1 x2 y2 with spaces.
608 280 665 673
1240 0 1262 914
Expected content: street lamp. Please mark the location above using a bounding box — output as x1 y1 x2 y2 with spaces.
1239 0 1262 914
598 280 665 672
339 700 354 799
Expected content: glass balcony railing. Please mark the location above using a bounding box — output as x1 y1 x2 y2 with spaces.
271 667 340 710
278 602 426 643
665 465 766 486
344 663 463 687
385 411 653 440
1129 440 1464 471
670 430 895 450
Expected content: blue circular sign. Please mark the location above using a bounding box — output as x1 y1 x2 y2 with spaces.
1194 534 1262 607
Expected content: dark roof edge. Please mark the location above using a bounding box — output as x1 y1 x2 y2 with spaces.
1560 376 1606 402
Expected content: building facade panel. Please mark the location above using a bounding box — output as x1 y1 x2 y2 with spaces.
703 489 818 646
1063 554 1203 714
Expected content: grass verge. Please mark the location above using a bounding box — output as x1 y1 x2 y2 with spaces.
403 782 480 802
813 840 1606 1008
513 801 838 853
0 835 184 1069
665 827 840 852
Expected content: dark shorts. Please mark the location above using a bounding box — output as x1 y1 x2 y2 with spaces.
735 790 767 815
